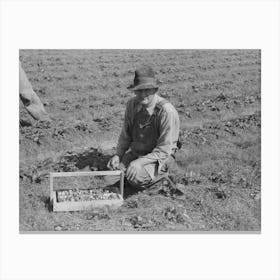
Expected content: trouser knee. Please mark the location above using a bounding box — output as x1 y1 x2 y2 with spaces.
126 168 152 187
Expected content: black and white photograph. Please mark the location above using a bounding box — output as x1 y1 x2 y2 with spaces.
1 0 280 279
19 49 261 232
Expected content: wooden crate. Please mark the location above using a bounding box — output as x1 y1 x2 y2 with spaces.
50 170 124 212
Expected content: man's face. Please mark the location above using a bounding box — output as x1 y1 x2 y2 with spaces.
134 88 157 106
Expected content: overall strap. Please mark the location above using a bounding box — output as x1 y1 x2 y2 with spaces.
131 98 142 127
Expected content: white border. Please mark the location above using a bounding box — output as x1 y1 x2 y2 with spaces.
1 1 280 279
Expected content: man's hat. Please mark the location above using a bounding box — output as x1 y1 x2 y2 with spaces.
127 65 159 91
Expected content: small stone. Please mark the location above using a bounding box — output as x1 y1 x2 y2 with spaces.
54 225 63 231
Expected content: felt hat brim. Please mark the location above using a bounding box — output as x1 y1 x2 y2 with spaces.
127 83 159 91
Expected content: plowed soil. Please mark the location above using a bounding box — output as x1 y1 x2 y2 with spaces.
19 49 261 231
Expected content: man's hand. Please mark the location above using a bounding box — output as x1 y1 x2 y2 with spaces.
107 155 120 170
126 159 142 182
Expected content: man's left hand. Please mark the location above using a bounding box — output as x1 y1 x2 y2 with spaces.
126 159 143 182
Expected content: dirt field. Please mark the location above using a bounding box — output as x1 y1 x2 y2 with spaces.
19 49 261 231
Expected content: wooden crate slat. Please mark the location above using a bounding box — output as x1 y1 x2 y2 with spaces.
50 170 124 212
50 170 122 178
120 171 124 197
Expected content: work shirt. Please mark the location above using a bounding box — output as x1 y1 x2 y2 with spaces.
116 94 180 175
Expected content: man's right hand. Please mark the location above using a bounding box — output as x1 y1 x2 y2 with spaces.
107 155 120 170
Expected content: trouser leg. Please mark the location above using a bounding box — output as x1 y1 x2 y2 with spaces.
158 155 175 176
121 152 152 187
106 152 175 188
123 153 176 187
126 167 152 187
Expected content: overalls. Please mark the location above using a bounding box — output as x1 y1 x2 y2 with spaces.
121 99 175 186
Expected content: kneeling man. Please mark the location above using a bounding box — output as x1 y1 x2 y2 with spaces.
107 65 180 188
